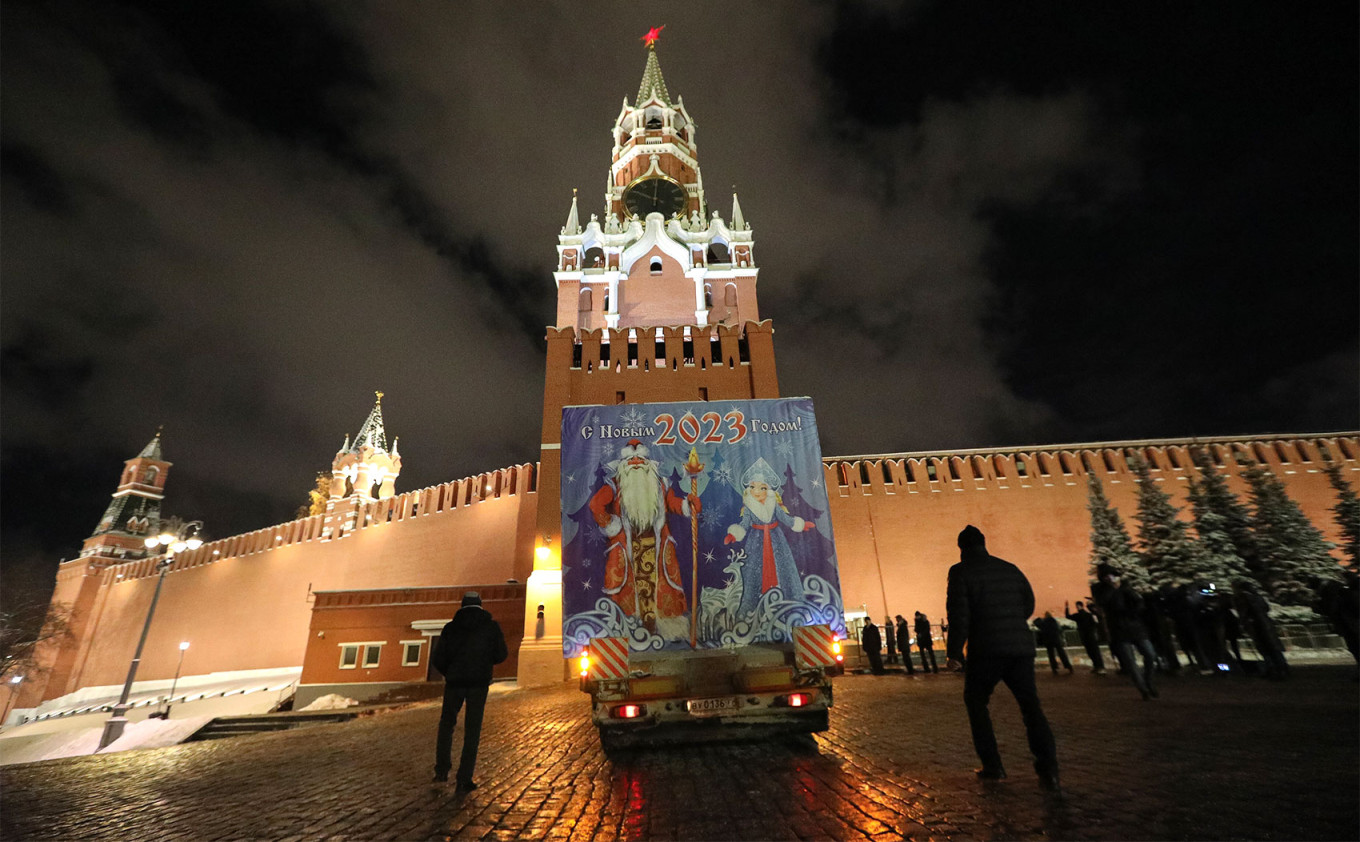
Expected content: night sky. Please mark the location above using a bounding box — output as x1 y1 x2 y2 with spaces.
3 2 1356 596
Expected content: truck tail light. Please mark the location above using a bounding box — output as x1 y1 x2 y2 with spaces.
832 634 843 663
613 703 645 719
786 692 812 708
579 652 590 677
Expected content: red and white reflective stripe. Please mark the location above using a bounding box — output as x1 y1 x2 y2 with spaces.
589 637 630 680
794 624 837 668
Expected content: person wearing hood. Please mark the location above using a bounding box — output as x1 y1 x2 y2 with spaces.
946 525 1060 792
431 591 508 790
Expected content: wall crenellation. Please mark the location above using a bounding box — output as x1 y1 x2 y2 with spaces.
97 462 539 585
825 433 1359 498
566 321 766 373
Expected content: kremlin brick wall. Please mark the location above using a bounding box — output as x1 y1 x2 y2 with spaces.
824 434 1358 629
22 465 538 709
16 434 1356 713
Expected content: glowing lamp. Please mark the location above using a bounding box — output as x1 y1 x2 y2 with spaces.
614 704 643 719
170 541 187 554
579 654 590 677
9 675 22 685
144 537 160 549
179 641 191 651
786 693 812 708
536 546 552 563
158 532 176 545
185 537 203 550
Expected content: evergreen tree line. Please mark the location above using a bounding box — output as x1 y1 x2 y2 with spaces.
1086 450 1358 609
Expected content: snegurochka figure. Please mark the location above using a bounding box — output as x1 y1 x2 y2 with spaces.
725 458 815 617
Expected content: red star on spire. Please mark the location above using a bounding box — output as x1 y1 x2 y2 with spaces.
641 25 665 48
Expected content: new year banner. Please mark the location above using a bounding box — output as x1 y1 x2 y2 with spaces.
560 398 844 656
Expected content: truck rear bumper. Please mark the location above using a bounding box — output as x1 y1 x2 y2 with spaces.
597 707 828 748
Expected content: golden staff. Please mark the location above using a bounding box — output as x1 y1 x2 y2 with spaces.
684 446 705 648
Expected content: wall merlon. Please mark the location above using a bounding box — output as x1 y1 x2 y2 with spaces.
94 463 540 584
824 433 1359 498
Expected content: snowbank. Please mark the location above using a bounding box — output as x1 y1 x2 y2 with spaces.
298 694 359 712
0 715 214 766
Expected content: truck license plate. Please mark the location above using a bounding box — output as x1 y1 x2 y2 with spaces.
686 696 740 716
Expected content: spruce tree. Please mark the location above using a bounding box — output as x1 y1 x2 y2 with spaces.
1238 458 1342 605
1188 448 1261 579
1085 473 1149 591
1129 456 1198 590
1321 459 1359 572
1185 477 1253 588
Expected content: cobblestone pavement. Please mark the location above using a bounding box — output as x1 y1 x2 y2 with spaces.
3 665 1357 841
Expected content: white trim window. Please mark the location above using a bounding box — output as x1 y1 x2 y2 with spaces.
339 641 385 670
362 643 382 668
339 644 360 670
401 639 424 667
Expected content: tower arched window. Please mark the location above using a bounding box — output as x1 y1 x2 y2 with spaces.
579 288 593 311
603 292 610 311
704 285 713 308
142 466 159 484
584 246 604 268
724 284 738 307
707 241 730 263
650 256 663 274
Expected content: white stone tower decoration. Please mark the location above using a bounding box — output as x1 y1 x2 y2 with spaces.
550 28 759 335
328 392 402 508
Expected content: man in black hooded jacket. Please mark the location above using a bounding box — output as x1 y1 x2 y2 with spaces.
431 591 508 789
946 525 1059 791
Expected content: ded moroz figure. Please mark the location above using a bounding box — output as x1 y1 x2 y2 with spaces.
589 439 698 638
724 458 816 617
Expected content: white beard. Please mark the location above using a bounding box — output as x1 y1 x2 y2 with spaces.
743 490 776 524
617 462 662 534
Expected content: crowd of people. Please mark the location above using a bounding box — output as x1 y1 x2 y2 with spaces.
858 564 1359 696
859 611 943 676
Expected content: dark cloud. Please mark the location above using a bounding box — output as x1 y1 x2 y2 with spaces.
2 1 1355 593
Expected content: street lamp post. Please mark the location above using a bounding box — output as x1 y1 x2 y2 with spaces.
99 519 202 750
2 675 23 726
162 641 190 718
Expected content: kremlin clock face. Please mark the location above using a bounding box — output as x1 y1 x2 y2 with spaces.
623 176 687 219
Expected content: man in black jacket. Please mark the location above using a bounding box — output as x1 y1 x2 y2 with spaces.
894 615 916 675
1091 564 1159 700
1065 600 1106 674
946 525 1059 791
861 621 885 674
431 591 508 790
914 611 939 673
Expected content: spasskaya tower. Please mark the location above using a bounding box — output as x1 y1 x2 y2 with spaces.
519 30 782 686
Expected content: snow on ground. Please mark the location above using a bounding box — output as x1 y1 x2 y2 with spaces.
298 694 359 711
0 715 215 766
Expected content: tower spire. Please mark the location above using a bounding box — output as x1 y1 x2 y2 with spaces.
138 427 164 460
635 30 671 106
352 391 388 453
563 189 581 235
731 188 747 231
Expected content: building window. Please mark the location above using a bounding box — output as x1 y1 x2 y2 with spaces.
724 284 738 307
362 644 382 668
401 641 423 667
704 284 713 308
579 289 593 311
650 256 663 274
339 645 360 670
